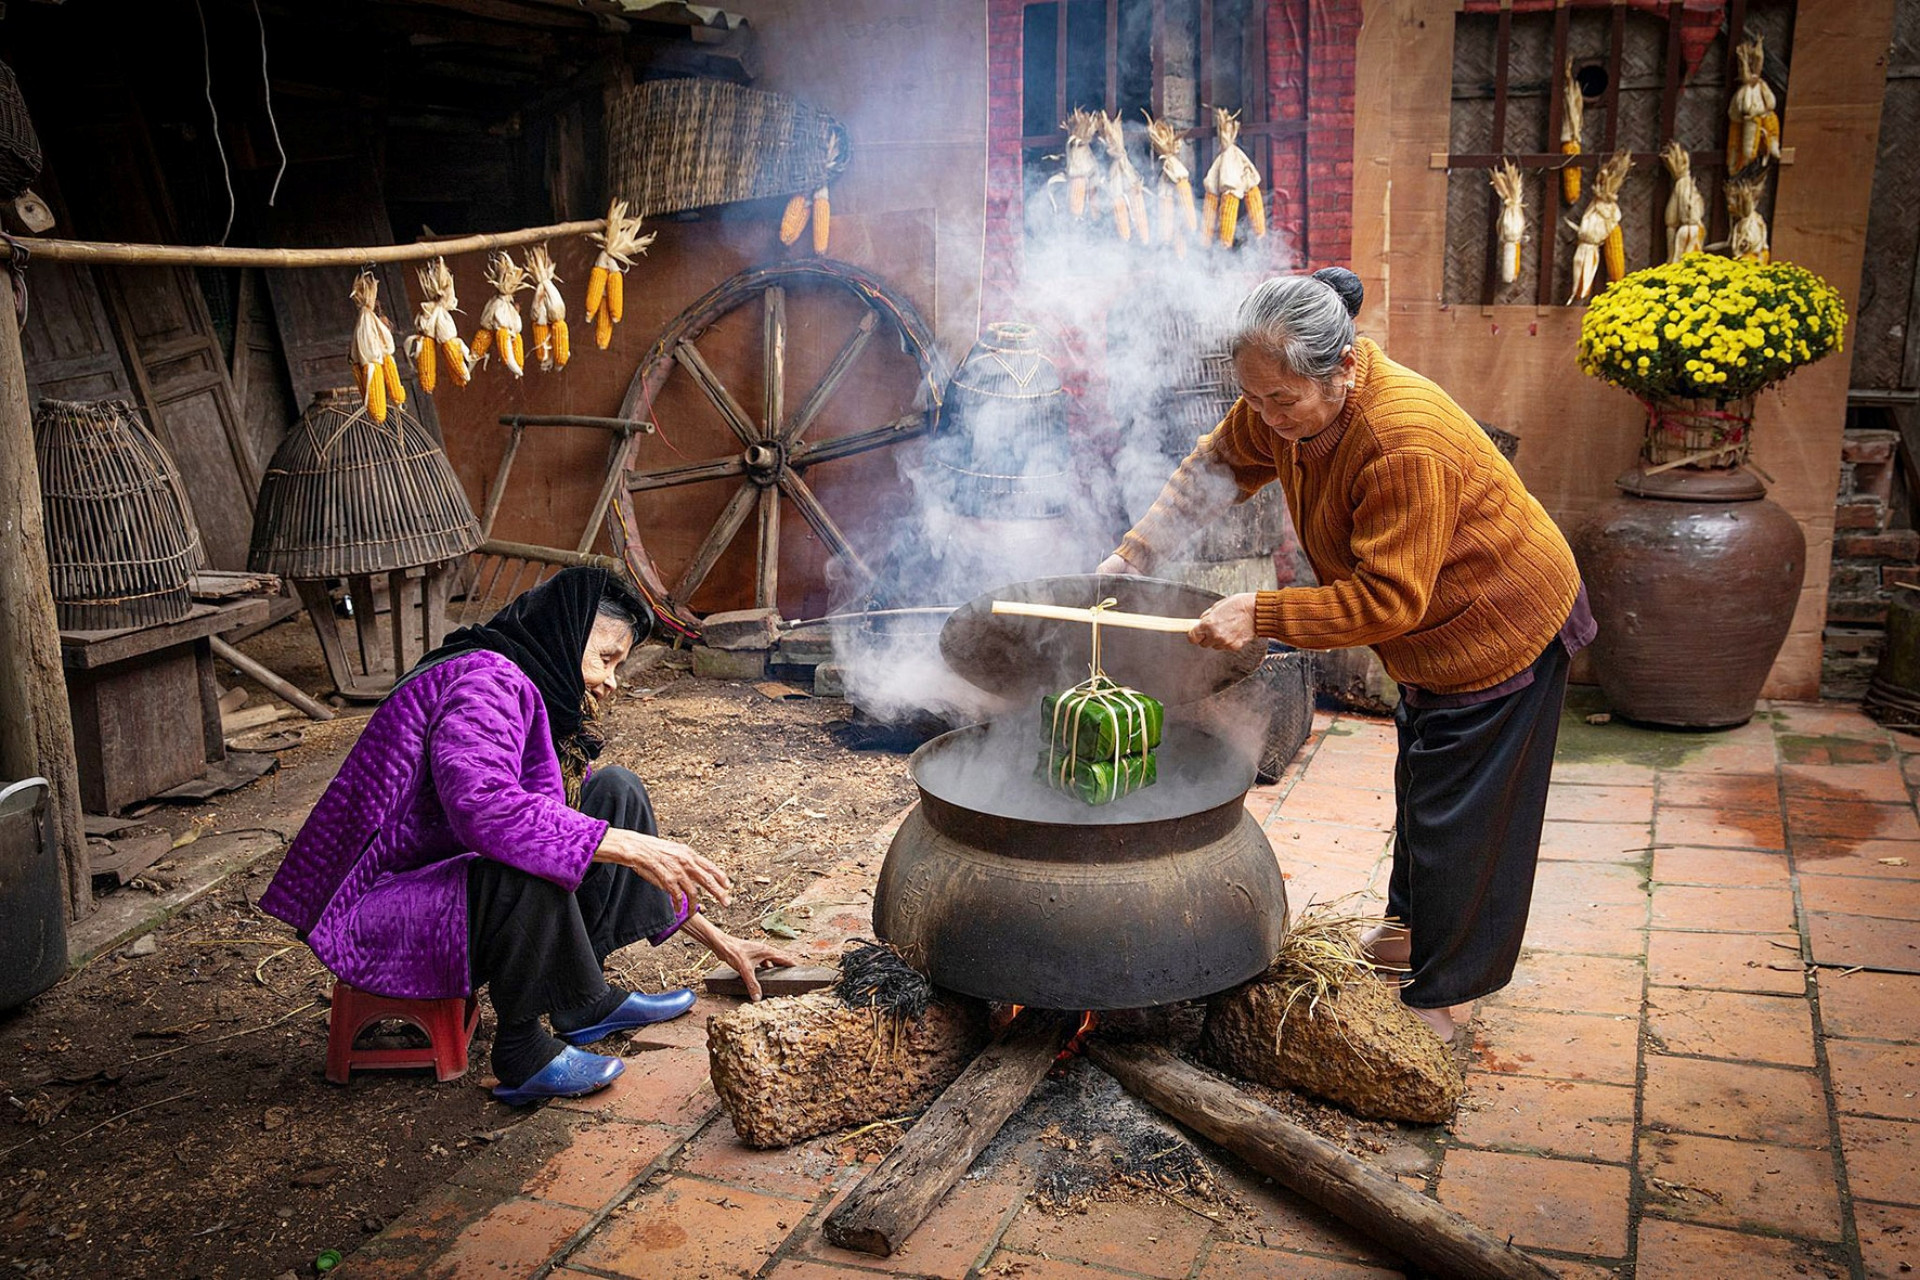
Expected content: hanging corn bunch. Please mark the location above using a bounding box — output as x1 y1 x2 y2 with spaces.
779 194 808 246
1097 112 1151 245
1569 151 1631 303
1489 160 1526 286
1727 33 1781 174
408 256 471 396
1661 142 1706 263
471 251 529 378
349 270 404 424
1727 177 1771 263
525 245 569 372
584 199 655 350
1060 109 1100 220
1560 60 1585 205
1144 115 1196 260
1203 108 1263 248
777 133 838 253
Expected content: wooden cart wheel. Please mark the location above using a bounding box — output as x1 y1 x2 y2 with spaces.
610 260 945 619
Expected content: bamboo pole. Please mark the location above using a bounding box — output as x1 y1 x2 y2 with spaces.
990 600 1199 634
207 637 334 722
20 219 605 269
0 272 88 918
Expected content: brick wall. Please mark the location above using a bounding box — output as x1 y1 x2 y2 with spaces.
1823 427 1915 698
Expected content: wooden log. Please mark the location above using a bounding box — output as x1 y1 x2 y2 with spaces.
823 1012 1072 1258
1087 1041 1561 1280
0 272 88 917
22 218 605 268
209 637 335 722
708 990 988 1150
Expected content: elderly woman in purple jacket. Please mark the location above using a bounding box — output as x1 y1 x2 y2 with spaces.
261 568 794 1104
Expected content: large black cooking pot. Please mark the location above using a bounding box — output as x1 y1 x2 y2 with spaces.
873 575 1288 1009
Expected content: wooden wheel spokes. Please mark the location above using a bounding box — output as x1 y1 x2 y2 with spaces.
615 260 944 616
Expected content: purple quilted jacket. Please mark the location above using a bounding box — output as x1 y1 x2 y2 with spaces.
260 650 607 999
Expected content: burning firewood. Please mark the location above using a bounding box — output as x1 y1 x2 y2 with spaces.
1727 32 1781 174
348 270 403 424
1662 142 1706 263
584 198 655 349
409 257 472 393
469 251 529 378
1203 108 1263 247
525 244 569 372
1727 176 1771 263
1144 114 1196 259
1489 159 1525 285
1097 112 1151 245
1560 59 1584 204
1569 150 1630 303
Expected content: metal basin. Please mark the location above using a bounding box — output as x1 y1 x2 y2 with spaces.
873 719 1288 1010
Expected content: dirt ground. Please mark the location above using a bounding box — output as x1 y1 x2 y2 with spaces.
0 642 915 1280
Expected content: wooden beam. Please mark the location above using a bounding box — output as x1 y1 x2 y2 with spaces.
1088 1041 1562 1280
823 1012 1072 1257
0 272 88 918
23 218 605 268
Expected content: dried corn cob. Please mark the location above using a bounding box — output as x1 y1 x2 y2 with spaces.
1661 141 1706 262
349 270 401 423
1144 114 1196 258
1561 60 1585 205
1202 109 1261 249
812 187 831 254
1063 109 1099 219
1246 185 1267 239
1489 159 1526 285
471 329 493 359
584 199 654 350
526 244 568 372
1728 33 1780 174
1727 177 1770 263
779 193 809 246
1097 112 1149 246
408 257 470 395
1201 190 1219 246
476 250 529 378
1569 151 1630 303
415 335 437 395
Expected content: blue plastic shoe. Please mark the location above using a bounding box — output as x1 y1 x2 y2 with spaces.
490 1046 624 1105
558 988 698 1046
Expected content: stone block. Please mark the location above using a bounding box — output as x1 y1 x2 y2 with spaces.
707 990 988 1148
1836 530 1920 561
1843 429 1901 465
811 663 845 698
701 608 781 651
776 624 835 666
692 646 767 681
1836 498 1890 533
1884 565 1920 590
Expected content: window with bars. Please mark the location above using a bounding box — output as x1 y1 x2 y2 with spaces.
1443 0 1794 307
1017 0 1307 258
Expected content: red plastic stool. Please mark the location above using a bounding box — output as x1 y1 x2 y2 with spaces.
324 981 480 1084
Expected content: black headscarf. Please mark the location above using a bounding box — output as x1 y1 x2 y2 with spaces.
409 567 649 772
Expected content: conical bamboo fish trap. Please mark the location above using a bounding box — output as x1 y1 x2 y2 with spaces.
606 78 849 218
249 388 480 579
33 398 205 631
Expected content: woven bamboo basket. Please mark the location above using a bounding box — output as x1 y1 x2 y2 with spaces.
249 389 480 579
605 78 849 218
33 398 204 631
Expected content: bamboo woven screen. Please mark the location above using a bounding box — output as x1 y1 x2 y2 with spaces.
605 79 849 218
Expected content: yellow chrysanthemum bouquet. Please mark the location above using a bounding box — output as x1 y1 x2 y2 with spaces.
1578 253 1846 469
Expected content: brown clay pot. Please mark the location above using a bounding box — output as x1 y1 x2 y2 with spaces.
1571 465 1805 729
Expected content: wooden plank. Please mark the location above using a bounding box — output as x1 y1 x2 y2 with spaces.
1106 0 1119 115
1599 3 1626 154
702 965 839 998
755 487 780 611
65 644 210 813
674 340 760 448
59 599 269 671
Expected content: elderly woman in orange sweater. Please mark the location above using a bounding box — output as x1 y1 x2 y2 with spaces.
1099 268 1594 1042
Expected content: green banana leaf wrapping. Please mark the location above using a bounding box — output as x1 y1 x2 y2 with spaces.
1037 749 1158 805
1042 683 1163 760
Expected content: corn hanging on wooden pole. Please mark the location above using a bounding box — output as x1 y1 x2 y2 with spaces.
441 339 470 387
382 355 405 407
1201 191 1218 245
477 251 530 378
553 320 570 369
525 244 567 371
812 187 831 254
1727 33 1780 173
415 334 437 394
1246 186 1267 238
584 198 654 350
349 269 399 423
779 194 809 246
470 329 493 359
1219 193 1241 247
1490 159 1525 286
1560 60 1584 204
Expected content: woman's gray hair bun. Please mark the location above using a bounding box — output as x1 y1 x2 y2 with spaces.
1231 268 1365 385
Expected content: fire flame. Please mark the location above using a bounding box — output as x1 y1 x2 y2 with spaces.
1056 1011 1099 1062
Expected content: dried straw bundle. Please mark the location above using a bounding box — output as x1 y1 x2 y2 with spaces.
33 398 205 630
836 939 934 1020
248 389 480 579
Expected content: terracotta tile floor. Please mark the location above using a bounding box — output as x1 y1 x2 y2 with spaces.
341 699 1920 1280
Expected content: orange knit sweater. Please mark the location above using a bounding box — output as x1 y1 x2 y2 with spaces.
1116 338 1582 695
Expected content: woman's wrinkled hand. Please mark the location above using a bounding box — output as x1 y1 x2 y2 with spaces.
688 916 799 1001
594 828 733 909
1189 592 1262 651
1095 553 1143 577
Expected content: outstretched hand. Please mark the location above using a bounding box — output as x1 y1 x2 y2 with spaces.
1189 592 1261 651
594 828 733 909
685 915 798 1001
1095 553 1143 577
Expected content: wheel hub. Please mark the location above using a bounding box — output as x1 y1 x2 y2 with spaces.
743 440 787 487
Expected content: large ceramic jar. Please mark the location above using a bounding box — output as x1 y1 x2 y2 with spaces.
1572 464 1805 729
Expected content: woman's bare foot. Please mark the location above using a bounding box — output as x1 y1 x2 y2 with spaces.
1360 922 1411 969
1406 1002 1456 1043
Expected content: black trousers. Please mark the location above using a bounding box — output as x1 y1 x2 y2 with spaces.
466 766 679 1027
1388 640 1570 1010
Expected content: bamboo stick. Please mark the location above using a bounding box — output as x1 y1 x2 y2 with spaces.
21 219 605 269
990 600 1199 634
209 637 335 722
